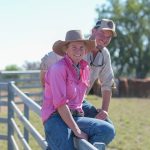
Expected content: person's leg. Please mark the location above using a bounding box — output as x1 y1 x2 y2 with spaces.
44 114 75 150
75 117 115 145
82 99 98 118
82 99 114 125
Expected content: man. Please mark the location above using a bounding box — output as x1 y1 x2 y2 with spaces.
40 18 117 145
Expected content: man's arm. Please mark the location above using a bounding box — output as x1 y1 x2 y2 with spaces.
96 90 111 120
40 53 50 88
96 49 114 120
102 90 111 112
40 70 46 88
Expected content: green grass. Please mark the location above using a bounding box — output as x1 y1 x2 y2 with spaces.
88 95 150 150
0 96 150 150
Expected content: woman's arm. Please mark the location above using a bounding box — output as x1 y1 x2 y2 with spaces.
57 104 88 140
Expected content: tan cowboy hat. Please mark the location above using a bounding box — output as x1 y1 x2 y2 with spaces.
52 30 96 56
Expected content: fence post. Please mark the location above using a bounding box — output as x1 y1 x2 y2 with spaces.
7 81 15 150
24 93 29 144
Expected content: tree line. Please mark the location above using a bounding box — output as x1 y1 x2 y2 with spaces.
3 0 150 79
96 0 150 78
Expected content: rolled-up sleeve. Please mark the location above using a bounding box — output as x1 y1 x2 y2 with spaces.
99 49 114 92
48 64 69 109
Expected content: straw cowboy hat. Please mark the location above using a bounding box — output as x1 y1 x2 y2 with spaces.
52 30 96 56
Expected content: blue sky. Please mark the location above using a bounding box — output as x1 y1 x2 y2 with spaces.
0 0 106 70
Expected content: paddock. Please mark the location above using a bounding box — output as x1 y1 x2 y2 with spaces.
0 71 104 150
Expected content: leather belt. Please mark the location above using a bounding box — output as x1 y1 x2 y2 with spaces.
70 109 84 117
52 109 84 117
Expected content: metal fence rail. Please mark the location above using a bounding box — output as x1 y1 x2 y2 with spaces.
7 81 47 150
0 70 104 150
5 81 102 150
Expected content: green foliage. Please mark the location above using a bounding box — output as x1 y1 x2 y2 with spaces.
87 95 150 150
5 64 21 71
95 0 150 78
23 61 40 70
3 64 22 79
0 96 150 150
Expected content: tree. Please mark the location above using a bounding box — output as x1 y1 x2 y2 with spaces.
3 64 22 79
95 0 150 78
22 61 40 70
5 64 21 71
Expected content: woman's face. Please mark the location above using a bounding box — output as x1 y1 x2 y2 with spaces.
66 41 86 64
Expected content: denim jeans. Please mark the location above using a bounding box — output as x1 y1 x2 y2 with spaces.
82 100 114 124
44 100 115 150
82 100 115 142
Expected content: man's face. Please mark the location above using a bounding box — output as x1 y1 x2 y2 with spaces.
66 41 86 64
93 29 113 49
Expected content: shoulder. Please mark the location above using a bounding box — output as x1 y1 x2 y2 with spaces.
102 47 110 56
40 51 63 70
101 47 111 61
50 58 66 74
47 59 67 80
41 51 62 62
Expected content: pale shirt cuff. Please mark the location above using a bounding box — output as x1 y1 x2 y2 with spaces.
101 79 114 92
101 86 112 92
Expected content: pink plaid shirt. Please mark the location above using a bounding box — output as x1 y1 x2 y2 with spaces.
41 55 90 123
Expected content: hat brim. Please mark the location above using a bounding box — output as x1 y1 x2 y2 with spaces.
100 28 117 37
53 40 96 56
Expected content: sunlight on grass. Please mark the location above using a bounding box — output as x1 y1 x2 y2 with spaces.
0 96 150 150
88 96 150 150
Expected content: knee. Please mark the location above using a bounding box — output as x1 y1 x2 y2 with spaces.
103 124 116 145
89 122 115 145
95 122 115 145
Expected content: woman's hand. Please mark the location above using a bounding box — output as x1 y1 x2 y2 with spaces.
73 128 88 140
57 105 88 140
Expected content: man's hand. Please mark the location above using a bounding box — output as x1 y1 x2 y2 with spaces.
95 109 108 120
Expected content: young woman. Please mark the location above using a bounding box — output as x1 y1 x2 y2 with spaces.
41 30 112 150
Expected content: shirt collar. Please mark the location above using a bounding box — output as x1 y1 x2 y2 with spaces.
64 54 88 69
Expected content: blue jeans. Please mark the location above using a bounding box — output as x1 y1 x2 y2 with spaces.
82 100 114 124
80 100 115 144
44 100 115 150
